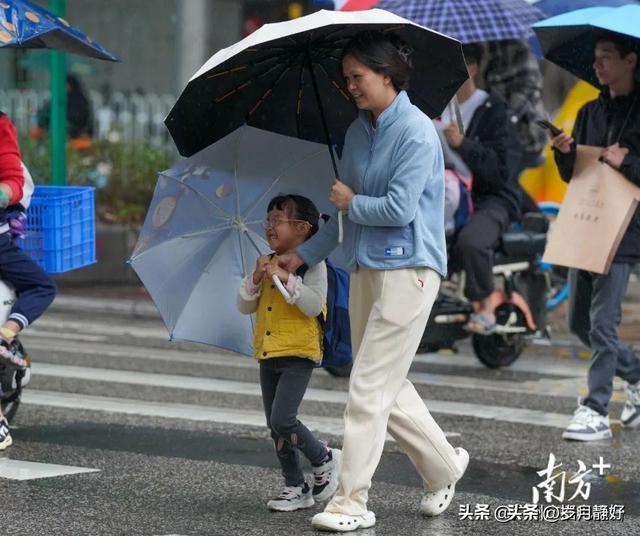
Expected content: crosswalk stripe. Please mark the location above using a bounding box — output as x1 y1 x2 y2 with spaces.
21 390 460 439
26 344 590 400
0 459 99 480
29 363 580 429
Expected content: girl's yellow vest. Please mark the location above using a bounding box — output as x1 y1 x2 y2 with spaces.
253 279 324 361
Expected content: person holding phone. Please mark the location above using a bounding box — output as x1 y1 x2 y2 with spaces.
552 34 640 442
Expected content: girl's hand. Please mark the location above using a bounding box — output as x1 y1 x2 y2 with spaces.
277 252 304 273
252 255 271 285
551 132 574 154
265 262 290 283
330 180 355 211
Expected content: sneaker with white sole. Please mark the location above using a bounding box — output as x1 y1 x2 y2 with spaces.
312 448 342 502
0 416 12 450
267 483 314 512
420 447 469 516
621 381 640 428
562 405 612 441
311 510 376 532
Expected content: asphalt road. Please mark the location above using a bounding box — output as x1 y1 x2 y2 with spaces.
2 304 639 536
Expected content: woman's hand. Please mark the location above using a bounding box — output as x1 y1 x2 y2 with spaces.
265 262 290 284
551 132 574 154
252 255 271 285
601 143 629 170
277 252 304 273
444 123 464 148
330 180 355 211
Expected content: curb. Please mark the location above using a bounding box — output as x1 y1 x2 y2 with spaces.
50 295 159 319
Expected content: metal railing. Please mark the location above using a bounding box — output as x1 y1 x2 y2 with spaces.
0 89 176 151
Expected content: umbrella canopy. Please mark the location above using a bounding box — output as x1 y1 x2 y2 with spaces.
534 0 639 18
374 0 544 43
0 0 117 61
165 8 467 158
533 5 640 87
129 126 344 356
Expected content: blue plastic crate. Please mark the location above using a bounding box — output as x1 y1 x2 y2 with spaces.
17 186 96 274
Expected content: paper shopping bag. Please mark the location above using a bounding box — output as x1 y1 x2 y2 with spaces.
542 145 640 274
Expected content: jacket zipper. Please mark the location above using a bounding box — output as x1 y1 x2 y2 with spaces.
355 123 377 266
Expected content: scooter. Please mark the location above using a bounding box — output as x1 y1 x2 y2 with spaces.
0 281 30 424
418 212 553 368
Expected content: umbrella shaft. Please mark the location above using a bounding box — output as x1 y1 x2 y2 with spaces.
306 52 340 181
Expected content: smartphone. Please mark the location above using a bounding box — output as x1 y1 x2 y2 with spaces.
535 119 563 137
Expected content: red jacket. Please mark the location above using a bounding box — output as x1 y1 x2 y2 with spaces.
0 113 24 205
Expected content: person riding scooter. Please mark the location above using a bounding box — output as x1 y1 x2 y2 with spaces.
0 111 57 450
441 43 522 335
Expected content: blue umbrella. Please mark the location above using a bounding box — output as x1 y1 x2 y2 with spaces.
0 0 117 61
534 0 639 18
375 0 544 43
533 5 640 87
129 126 346 355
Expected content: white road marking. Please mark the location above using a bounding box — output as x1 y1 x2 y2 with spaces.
0 458 99 480
27 364 580 429
21 390 460 439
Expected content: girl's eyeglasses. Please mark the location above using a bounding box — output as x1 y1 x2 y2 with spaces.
262 218 309 230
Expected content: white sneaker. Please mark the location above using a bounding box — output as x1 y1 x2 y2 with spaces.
267 483 314 512
312 448 342 502
420 447 469 516
311 511 376 532
621 381 640 428
0 416 12 451
562 405 612 441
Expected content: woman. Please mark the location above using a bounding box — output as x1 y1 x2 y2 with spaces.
278 31 469 532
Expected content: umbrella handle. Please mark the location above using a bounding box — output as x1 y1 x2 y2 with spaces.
272 274 292 301
338 211 344 243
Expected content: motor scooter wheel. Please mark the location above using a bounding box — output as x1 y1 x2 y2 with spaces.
472 304 527 368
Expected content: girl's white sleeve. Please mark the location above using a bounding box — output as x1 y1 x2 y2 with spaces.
284 262 327 317
237 276 261 315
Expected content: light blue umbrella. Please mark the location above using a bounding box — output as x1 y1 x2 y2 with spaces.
533 5 640 86
129 126 341 356
534 0 639 18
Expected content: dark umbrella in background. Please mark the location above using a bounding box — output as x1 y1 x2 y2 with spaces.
374 0 544 43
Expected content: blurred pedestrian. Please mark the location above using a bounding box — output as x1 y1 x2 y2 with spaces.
443 43 522 335
31 74 94 147
0 111 57 450
552 33 640 441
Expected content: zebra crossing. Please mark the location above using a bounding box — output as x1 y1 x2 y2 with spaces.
14 309 607 439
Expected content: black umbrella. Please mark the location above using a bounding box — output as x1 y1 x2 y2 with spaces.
166 8 468 171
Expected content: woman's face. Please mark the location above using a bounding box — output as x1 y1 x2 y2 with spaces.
342 54 392 113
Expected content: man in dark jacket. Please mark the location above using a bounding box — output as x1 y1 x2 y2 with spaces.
443 43 522 334
553 34 640 442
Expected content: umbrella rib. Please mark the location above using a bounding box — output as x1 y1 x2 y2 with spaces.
215 54 295 105
163 175 233 219
241 147 329 222
316 62 353 103
246 55 300 118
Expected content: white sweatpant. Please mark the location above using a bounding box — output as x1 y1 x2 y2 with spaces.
326 267 466 515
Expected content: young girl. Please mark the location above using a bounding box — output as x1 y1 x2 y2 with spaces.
237 194 340 512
